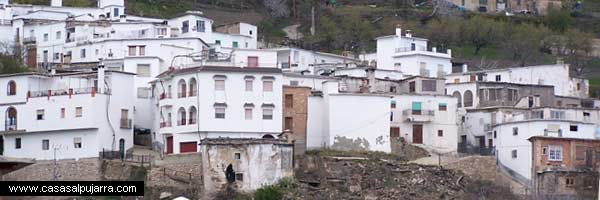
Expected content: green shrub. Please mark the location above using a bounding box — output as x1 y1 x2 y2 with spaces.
254 185 282 200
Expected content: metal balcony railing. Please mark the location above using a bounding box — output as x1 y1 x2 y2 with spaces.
160 121 172 128
120 119 132 129
4 119 17 131
402 109 435 116
160 93 171 100
23 37 36 43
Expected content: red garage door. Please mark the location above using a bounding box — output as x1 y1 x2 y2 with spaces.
180 142 197 153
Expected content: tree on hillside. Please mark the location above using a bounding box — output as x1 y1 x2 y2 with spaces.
545 8 574 33
309 15 338 51
462 16 502 55
422 18 460 50
338 13 374 54
502 23 551 66
560 29 594 75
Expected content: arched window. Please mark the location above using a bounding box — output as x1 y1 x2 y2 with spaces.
464 90 474 107
7 81 16 96
452 91 462 108
5 107 17 131
178 79 186 98
189 78 197 97
189 106 197 125
177 107 186 126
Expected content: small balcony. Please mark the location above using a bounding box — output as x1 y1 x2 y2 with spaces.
402 109 434 122
120 119 132 129
188 118 196 125
160 121 172 128
178 92 187 98
177 119 186 126
4 119 17 131
23 37 36 43
160 93 171 100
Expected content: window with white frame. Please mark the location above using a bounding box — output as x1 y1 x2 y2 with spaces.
60 107 65 118
262 77 274 92
75 107 83 117
245 108 252 120
511 149 517 158
74 137 82 148
551 111 565 119
128 46 136 56
43 33 48 41
214 75 227 91
262 105 274 120
139 46 146 56
136 64 151 77
214 103 226 119
42 139 49 150
36 109 44 120
245 76 254 91
548 145 563 161
80 49 86 58
56 31 61 39
196 20 205 32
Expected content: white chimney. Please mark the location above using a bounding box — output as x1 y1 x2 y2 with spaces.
432 47 437 52
405 30 412 38
51 0 62 7
462 64 468 73
97 64 105 94
395 25 402 36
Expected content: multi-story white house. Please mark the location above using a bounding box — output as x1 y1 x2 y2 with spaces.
151 65 283 154
363 27 452 78
275 47 359 75
0 67 135 160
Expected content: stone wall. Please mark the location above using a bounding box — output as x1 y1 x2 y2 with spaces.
2 158 102 181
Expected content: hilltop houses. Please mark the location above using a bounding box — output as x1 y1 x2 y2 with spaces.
0 1 598 198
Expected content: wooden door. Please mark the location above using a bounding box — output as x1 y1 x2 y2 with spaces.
180 142 197 153
478 136 485 147
166 136 173 154
488 139 493 147
412 125 423 144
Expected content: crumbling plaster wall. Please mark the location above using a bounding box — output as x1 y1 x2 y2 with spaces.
200 143 293 197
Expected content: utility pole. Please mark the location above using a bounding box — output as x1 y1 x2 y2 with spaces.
52 147 58 181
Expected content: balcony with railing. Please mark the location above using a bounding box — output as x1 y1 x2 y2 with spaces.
178 92 187 98
160 93 172 100
28 87 110 99
4 119 17 131
177 119 187 126
23 37 36 43
160 121 172 128
188 118 197 125
402 109 435 122
394 46 451 58
120 118 132 129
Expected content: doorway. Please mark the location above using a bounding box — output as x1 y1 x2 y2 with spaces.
166 136 173 154
412 124 423 144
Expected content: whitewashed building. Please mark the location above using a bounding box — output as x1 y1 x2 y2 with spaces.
365 27 452 78
0 67 135 160
275 47 359 75
151 66 283 154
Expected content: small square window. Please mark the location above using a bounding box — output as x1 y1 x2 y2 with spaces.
511 149 518 158
566 178 575 187
215 80 225 91
542 147 547 155
60 108 65 118
215 107 226 119
438 103 447 111
244 108 252 120
495 75 501 82
437 130 443 137
263 80 273 92
234 153 241 159
15 138 21 149
76 107 83 117
36 109 45 120
74 137 82 148
235 173 243 181
570 125 578 132
513 127 518 135
42 139 50 150
263 108 273 120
